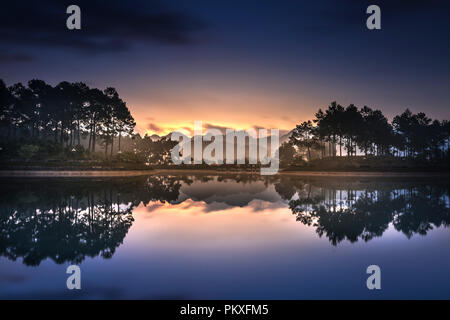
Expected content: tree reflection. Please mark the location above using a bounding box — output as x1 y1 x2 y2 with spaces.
0 176 187 266
280 177 450 245
0 175 449 265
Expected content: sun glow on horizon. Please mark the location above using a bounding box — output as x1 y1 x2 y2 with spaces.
125 87 317 137
139 122 293 138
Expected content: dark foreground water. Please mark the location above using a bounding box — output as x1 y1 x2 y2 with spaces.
0 174 449 299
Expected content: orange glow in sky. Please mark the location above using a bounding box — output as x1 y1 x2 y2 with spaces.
126 85 320 136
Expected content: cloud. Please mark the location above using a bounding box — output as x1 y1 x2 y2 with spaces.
147 123 162 132
202 123 285 136
351 0 450 13
145 202 165 213
0 0 209 54
182 127 194 135
0 52 34 63
319 0 450 28
252 125 265 131
203 123 230 134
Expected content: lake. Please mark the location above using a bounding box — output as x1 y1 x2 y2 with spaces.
0 173 449 299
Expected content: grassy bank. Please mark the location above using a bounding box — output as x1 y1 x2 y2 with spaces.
0 156 448 173
283 156 449 172
0 159 153 171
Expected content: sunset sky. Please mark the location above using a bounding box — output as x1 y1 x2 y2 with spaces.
1 0 449 136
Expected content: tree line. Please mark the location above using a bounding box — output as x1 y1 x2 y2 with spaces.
1 79 449 165
289 101 450 161
0 78 136 157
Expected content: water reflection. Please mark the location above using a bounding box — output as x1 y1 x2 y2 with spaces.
0 180 135 266
0 174 449 266
278 177 450 245
0 176 195 266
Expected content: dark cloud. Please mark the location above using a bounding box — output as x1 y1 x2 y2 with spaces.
319 0 450 28
350 0 450 13
252 125 265 131
0 52 34 63
148 123 162 132
203 123 229 134
0 0 209 55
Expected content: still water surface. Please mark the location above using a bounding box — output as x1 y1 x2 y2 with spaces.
0 174 449 299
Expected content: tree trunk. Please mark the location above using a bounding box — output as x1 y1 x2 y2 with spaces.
88 124 92 152
92 123 96 152
110 136 114 157
60 123 64 146
77 120 81 145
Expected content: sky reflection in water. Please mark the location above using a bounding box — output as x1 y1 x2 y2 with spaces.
0 174 449 299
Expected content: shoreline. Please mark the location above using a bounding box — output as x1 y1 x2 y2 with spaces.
0 169 449 178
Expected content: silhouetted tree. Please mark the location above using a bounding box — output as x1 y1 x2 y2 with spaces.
290 121 320 161
0 78 136 159
293 102 449 162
